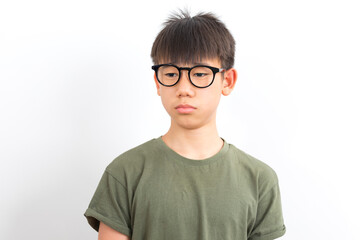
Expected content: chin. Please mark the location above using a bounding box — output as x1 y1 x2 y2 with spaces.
173 117 209 130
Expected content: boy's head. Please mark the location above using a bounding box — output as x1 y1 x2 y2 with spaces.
151 10 237 131
151 9 235 69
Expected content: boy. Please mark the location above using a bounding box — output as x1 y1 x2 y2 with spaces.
84 9 286 240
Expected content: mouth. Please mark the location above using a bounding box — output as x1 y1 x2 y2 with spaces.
175 104 196 114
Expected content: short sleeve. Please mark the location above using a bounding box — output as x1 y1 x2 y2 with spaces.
84 170 132 237
248 181 286 240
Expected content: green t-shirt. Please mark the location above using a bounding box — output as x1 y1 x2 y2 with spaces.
84 137 286 240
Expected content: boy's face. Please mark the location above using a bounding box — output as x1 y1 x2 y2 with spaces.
154 58 237 130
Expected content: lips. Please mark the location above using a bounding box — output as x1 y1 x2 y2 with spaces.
175 104 196 114
176 104 195 109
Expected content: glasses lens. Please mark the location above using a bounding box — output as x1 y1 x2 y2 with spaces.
158 65 179 86
190 66 214 87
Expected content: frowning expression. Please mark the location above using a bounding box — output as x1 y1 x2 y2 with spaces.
154 58 234 130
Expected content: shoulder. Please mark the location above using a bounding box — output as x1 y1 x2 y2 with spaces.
106 138 160 171
104 138 162 184
227 143 279 188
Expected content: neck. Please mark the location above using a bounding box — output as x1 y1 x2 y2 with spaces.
161 120 224 160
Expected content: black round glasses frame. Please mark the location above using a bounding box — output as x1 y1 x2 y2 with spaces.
151 64 226 88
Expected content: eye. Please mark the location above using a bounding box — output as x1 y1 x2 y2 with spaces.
191 66 212 79
193 73 207 77
165 73 178 78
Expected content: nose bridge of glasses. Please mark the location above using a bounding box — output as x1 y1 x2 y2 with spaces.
178 67 192 81
179 67 191 74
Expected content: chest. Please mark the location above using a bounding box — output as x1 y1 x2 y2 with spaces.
130 162 257 239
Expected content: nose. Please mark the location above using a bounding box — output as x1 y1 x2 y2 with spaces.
176 70 195 97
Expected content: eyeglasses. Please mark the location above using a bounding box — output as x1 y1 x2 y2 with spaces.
152 64 226 88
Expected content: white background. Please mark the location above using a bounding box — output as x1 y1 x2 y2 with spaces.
1 0 359 239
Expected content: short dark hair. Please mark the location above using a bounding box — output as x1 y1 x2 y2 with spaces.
151 9 235 69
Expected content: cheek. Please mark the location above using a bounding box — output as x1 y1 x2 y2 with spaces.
209 95 222 108
159 93 173 111
203 88 222 103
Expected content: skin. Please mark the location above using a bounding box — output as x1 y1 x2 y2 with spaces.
98 222 130 240
155 58 237 160
98 58 237 238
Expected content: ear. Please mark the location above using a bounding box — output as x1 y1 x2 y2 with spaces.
222 68 237 96
154 73 161 96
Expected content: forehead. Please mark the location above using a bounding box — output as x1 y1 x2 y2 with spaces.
160 58 221 67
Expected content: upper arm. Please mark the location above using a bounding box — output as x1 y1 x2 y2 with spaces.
248 181 286 240
99 222 130 240
84 170 132 237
